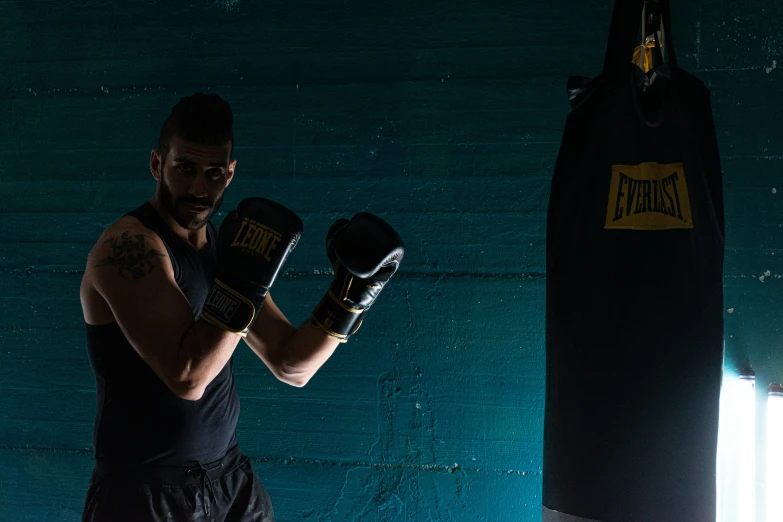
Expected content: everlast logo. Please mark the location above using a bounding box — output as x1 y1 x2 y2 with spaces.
230 218 282 261
205 286 240 322
605 162 693 230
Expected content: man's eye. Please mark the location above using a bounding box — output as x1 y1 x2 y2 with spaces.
208 169 223 178
178 164 193 172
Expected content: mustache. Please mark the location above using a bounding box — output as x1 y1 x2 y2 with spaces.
178 197 213 207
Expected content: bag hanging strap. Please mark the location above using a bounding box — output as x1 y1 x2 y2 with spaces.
603 0 677 84
637 0 678 70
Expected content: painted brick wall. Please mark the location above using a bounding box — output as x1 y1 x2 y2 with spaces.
1 0 781 520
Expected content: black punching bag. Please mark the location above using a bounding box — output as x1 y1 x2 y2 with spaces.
543 0 725 520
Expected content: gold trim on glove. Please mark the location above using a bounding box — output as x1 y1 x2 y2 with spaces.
310 316 349 343
200 312 249 338
328 289 363 313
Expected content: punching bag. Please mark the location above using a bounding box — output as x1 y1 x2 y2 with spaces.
543 0 725 520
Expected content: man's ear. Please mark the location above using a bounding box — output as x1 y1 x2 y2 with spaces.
226 159 237 187
150 150 162 181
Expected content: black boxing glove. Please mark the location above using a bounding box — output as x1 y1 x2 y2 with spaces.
201 198 302 336
311 213 404 342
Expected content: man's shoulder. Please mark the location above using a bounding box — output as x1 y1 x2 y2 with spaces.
83 215 169 281
94 216 163 252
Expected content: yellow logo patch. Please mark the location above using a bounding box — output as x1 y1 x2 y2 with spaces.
605 162 693 230
230 218 282 261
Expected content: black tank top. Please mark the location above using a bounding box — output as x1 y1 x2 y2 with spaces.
85 202 241 467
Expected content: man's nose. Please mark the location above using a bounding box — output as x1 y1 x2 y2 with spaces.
189 171 209 198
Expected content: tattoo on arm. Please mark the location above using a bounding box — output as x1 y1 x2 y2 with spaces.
96 231 166 280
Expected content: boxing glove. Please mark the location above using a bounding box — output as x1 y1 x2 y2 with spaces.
201 198 302 336
311 213 404 342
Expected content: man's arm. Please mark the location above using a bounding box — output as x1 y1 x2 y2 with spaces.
83 219 241 401
245 212 404 387
244 294 340 387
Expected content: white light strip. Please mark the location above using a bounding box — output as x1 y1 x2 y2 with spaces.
767 383 783 522
737 371 756 522
717 371 738 522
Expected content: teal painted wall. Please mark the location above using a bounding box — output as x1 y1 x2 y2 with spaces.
1 0 781 520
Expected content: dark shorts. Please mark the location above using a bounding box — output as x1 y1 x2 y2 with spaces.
82 445 274 522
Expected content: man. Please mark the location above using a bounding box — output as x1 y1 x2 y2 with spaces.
80 93 404 521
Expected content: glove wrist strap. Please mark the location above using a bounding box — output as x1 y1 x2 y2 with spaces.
311 290 365 342
200 278 261 337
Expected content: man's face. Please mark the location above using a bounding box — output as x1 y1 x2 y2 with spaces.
153 134 236 230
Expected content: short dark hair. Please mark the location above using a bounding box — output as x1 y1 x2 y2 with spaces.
158 93 234 162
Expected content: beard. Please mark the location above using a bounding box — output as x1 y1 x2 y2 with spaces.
159 171 224 230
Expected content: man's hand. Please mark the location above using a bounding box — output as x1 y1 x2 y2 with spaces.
311 212 405 342
201 198 303 336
